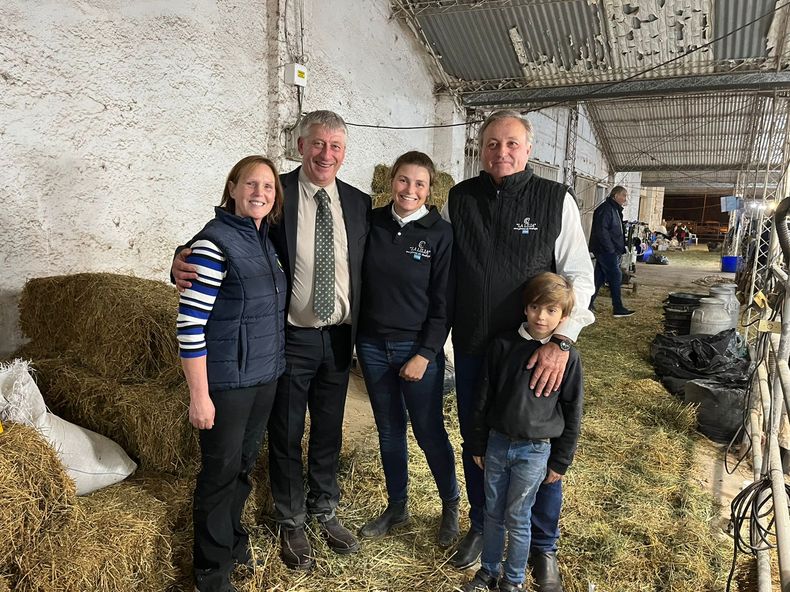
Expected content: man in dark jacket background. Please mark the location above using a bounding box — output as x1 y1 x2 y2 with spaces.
588 185 635 317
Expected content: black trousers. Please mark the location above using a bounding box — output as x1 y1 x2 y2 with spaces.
267 324 353 527
193 381 277 592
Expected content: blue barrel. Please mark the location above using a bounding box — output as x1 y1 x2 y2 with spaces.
721 256 740 273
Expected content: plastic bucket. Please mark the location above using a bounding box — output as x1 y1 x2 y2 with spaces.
721 256 740 273
667 292 706 306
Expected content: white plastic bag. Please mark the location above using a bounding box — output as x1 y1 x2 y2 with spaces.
0 359 137 495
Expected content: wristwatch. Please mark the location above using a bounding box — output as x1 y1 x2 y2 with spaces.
549 336 572 352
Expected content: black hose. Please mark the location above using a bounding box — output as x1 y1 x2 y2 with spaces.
774 196 790 263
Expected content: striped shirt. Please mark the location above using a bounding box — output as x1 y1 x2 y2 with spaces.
177 239 227 358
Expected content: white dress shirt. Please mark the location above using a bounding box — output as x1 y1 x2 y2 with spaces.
288 169 352 327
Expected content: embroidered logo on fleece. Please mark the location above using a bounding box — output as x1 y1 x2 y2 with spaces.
406 240 432 260
513 217 539 235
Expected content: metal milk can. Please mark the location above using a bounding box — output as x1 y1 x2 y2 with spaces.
690 297 732 335
709 284 739 330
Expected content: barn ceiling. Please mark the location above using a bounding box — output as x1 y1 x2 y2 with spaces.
393 0 790 192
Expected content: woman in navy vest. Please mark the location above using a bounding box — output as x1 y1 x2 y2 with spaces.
356 151 460 547
176 155 287 592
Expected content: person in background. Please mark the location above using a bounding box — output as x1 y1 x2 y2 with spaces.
462 273 583 592
443 109 594 592
356 151 460 547
177 155 286 592
588 185 635 318
677 224 688 250
173 111 370 571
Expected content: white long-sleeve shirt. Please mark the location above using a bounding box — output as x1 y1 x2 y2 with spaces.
441 191 595 341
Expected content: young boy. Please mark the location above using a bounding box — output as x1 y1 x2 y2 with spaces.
462 272 584 592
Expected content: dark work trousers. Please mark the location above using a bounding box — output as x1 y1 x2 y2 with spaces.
591 252 625 312
454 350 563 552
193 381 278 592
267 324 353 528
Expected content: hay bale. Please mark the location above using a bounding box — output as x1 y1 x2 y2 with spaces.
371 192 391 209
16 482 175 592
31 358 199 476
0 422 77 569
432 170 455 210
371 164 390 194
18 273 181 384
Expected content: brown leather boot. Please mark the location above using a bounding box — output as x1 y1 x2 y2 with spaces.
280 526 314 571
319 516 360 554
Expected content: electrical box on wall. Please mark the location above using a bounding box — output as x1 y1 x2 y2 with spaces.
284 63 307 87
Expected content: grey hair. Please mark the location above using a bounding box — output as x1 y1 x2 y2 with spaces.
479 109 534 148
298 110 348 139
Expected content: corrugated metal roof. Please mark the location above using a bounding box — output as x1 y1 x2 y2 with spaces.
713 0 777 60
394 0 790 188
641 169 781 194
584 92 790 171
404 0 784 90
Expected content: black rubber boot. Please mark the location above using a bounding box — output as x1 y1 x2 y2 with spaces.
437 496 460 548
450 527 484 569
359 500 410 538
529 551 563 592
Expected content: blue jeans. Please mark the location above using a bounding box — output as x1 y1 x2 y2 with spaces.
455 350 562 551
356 338 459 503
481 431 551 585
591 252 624 311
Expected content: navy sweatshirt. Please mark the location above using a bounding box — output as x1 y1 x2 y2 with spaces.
357 205 453 361
470 327 584 475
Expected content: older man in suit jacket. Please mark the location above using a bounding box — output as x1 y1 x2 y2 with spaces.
267 111 370 570
173 110 370 572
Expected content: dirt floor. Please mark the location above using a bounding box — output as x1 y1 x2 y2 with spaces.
341 244 752 533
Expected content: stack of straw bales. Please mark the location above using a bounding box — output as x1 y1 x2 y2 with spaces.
0 422 176 591
9 272 271 591
19 273 182 384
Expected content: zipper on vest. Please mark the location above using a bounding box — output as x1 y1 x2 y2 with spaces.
258 225 284 356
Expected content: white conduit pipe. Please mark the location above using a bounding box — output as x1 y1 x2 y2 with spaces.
765 349 790 589
752 361 773 591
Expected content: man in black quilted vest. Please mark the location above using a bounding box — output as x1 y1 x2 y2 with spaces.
443 109 595 592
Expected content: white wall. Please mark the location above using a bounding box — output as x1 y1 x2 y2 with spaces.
1 0 465 356
285 1 466 190
616 172 644 221
529 107 568 169
1 0 281 354
528 105 611 186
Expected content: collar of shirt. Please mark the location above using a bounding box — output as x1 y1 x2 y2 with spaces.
298 168 339 202
391 204 429 227
518 322 551 344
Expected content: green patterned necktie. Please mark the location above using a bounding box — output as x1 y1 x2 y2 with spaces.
313 188 335 322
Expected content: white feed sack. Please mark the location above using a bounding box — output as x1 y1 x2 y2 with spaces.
0 359 137 495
